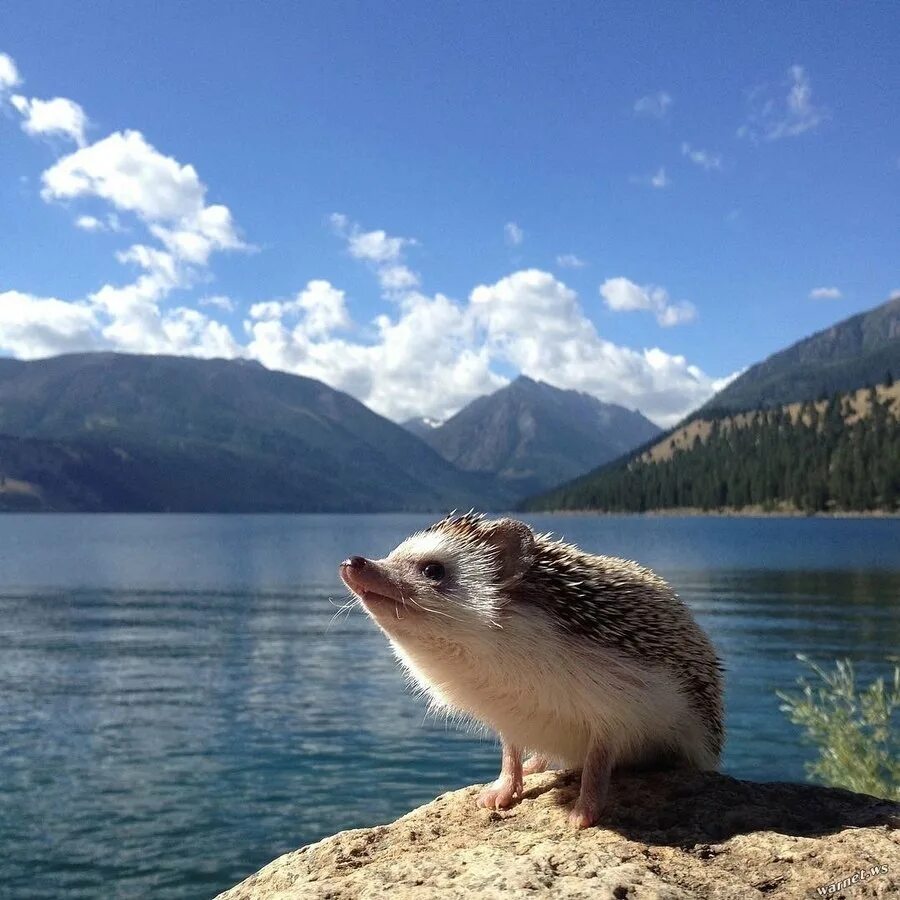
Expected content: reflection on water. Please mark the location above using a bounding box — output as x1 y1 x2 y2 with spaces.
0 514 897 898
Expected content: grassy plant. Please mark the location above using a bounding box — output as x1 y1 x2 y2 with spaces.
777 654 900 800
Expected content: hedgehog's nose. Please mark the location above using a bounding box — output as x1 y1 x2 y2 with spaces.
342 556 368 570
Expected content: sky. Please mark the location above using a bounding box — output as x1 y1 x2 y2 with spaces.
1 2 897 427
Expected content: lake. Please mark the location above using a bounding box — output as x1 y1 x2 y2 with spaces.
1 514 898 899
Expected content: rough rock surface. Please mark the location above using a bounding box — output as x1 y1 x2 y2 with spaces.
217 770 899 899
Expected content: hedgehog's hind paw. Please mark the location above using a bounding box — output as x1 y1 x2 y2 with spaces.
567 803 599 830
567 742 612 829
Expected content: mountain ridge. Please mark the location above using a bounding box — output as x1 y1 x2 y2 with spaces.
0 353 514 512
699 294 900 417
412 375 661 497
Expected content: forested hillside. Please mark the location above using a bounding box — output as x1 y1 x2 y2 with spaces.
525 382 900 514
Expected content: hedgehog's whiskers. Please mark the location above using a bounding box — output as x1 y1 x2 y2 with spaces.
326 594 359 631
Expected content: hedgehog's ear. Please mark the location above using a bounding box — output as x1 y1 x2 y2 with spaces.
482 518 535 583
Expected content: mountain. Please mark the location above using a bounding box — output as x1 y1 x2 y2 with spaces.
416 376 661 497
0 353 513 512
402 417 441 440
524 298 900 514
701 295 900 416
524 382 900 514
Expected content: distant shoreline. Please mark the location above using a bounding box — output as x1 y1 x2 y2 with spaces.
526 506 900 519
1 507 898 518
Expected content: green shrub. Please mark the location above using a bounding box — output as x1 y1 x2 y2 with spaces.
777 654 900 800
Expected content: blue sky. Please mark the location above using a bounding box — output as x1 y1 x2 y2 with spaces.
1 1 897 425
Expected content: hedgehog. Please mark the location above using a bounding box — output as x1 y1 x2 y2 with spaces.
339 512 724 828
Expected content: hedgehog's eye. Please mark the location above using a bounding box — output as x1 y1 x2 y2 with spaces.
421 561 445 581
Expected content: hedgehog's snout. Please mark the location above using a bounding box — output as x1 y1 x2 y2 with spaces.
339 555 406 610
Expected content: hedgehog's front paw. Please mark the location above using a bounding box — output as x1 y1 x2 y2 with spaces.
476 774 523 810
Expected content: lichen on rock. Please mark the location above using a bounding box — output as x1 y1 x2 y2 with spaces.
216 769 899 899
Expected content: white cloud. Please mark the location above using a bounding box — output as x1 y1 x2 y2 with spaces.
39 129 244 355
0 55 249 364
0 52 22 91
347 229 410 263
296 282 348 334
504 221 524 246
556 253 587 269
681 142 722 171
248 280 349 337
470 270 717 425
74 213 125 233
330 213 420 296
600 276 697 327
246 265 722 426
246 288 502 423
809 286 842 300
377 264 419 292
198 295 235 313
0 291 100 358
11 95 87 146
75 215 104 232
43 129 206 223
633 91 672 119
739 65 827 142
328 213 414 265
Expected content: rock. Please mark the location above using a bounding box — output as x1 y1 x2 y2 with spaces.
216 769 899 899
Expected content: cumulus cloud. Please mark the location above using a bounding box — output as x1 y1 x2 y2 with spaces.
504 221 524 246
330 213 420 296
470 270 716 425
246 261 721 426
42 129 243 262
681 142 722 171
0 291 100 358
248 280 349 337
0 53 248 363
556 253 587 269
633 91 672 119
738 65 827 142
0 52 20 91
600 277 697 327
246 288 502 423
40 128 244 354
11 95 87 145
809 286 842 300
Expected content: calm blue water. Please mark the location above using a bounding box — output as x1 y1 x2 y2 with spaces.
0 514 898 899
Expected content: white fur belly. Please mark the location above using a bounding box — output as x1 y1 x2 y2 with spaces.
388 612 711 769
